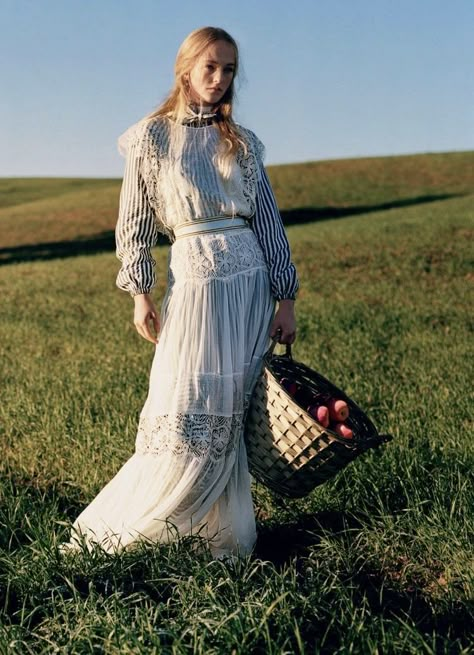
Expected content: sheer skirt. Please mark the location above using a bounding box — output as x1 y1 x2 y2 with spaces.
63 228 275 559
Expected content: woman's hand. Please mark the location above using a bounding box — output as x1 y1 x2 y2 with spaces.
133 293 160 344
269 299 297 345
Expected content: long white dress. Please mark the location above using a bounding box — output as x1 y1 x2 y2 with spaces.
62 114 299 560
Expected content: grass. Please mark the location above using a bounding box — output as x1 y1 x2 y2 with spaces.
0 154 473 653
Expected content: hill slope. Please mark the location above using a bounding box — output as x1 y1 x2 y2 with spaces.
0 151 472 263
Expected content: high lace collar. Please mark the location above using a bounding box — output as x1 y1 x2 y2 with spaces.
182 103 218 127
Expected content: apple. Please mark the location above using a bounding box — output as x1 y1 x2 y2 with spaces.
334 422 353 439
280 377 298 396
328 398 349 422
307 404 330 428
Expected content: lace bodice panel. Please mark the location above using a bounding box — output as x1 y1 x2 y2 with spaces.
167 229 268 288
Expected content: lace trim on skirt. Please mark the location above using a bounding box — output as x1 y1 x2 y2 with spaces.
135 412 245 461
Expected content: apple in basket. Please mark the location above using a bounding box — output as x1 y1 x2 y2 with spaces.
307 404 330 428
328 398 350 422
334 422 354 439
280 377 298 396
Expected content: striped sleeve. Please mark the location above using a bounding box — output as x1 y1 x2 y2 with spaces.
252 159 300 302
115 130 159 297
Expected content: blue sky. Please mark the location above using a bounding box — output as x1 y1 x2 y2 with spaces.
1 0 473 177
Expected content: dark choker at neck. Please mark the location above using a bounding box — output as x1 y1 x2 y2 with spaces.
182 103 219 127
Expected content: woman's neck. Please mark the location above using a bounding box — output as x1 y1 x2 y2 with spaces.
182 102 218 127
188 102 215 114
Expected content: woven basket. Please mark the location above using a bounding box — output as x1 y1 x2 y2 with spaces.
244 337 392 498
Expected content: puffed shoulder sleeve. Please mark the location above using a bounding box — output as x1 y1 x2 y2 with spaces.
248 131 300 302
115 121 159 297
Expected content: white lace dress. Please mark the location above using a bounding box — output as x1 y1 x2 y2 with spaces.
63 115 299 560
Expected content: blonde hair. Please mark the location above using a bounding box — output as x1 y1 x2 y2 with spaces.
144 27 248 167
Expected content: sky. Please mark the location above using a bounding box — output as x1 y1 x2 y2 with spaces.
1 0 473 177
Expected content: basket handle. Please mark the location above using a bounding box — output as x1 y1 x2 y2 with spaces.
265 328 293 360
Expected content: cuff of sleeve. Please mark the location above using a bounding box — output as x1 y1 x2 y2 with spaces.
116 279 155 297
130 288 154 298
275 294 297 302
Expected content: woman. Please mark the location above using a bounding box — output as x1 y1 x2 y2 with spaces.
62 26 299 560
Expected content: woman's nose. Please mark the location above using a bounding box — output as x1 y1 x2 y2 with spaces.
212 69 224 84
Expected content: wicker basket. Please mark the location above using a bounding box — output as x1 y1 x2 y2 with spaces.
244 337 392 498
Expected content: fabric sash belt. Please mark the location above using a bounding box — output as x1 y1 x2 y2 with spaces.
173 216 250 240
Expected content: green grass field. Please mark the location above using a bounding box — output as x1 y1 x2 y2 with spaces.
1 152 473 653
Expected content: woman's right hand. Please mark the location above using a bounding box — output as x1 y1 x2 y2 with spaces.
133 293 160 344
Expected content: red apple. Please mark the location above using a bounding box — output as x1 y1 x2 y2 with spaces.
308 404 330 428
328 398 349 422
334 422 353 439
280 377 298 396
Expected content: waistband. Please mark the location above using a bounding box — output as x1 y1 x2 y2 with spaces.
173 216 250 240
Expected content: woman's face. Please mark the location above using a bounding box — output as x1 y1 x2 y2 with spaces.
187 40 236 106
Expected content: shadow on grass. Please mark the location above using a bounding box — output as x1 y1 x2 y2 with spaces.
0 474 87 552
255 510 472 643
280 192 462 226
0 231 119 266
1 479 471 646
254 509 361 566
1 475 173 620
0 193 462 266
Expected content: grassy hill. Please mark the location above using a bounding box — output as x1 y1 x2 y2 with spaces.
0 152 473 652
0 150 472 261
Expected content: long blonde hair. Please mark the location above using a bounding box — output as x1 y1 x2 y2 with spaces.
144 27 248 165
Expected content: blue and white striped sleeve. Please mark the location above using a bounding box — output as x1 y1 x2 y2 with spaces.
251 147 300 302
115 128 159 297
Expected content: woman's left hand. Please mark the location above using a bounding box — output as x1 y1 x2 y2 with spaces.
269 299 297 344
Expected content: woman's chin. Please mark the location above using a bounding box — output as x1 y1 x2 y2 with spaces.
200 93 223 106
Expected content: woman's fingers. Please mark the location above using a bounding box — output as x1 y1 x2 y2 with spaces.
280 331 296 344
270 305 297 344
145 313 160 343
271 326 297 344
133 295 160 344
280 324 296 344
151 311 160 333
135 323 151 343
142 321 157 343
134 312 160 344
